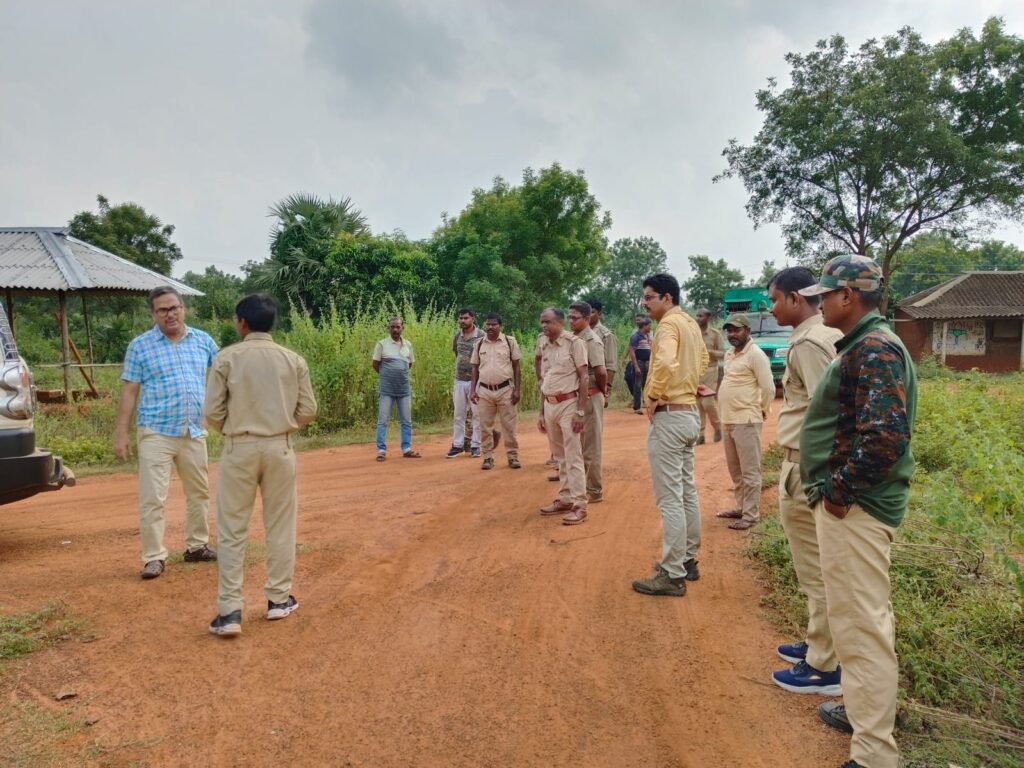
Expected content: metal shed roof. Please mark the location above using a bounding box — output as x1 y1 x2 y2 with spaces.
897 271 1024 320
0 227 201 295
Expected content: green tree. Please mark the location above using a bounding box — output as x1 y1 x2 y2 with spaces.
252 193 369 313
430 164 611 329
718 18 1024 312
67 194 183 276
180 265 245 321
681 255 744 310
753 259 779 287
584 236 668 320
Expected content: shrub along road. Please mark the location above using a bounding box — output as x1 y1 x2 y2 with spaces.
1 405 847 767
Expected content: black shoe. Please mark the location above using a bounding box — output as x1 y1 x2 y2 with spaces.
696 435 706 445
267 595 299 621
445 446 464 458
140 559 165 579
819 701 854 734
183 544 217 562
208 610 242 636
839 762 865 768
682 558 700 581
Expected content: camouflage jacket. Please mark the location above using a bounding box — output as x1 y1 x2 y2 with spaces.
799 311 917 528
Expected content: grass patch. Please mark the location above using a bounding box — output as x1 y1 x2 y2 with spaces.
761 441 784 489
0 602 86 665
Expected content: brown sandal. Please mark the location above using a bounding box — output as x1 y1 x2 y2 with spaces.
403 450 421 458
715 509 743 519
728 519 755 530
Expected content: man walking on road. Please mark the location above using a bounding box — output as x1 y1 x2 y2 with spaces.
631 273 707 596
204 293 318 637
715 314 775 531
372 317 420 460
799 256 917 768
569 301 608 504
470 313 522 470
695 308 725 444
537 307 590 525
114 286 219 580
765 267 844 696
447 308 485 458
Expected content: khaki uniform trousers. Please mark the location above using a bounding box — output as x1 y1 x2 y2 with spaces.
544 398 586 508
136 426 210 564
816 501 899 768
698 369 721 436
216 435 298 615
779 459 837 671
647 408 702 578
723 422 763 522
477 384 519 460
582 390 605 496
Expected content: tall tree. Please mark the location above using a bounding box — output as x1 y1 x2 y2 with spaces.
717 18 1024 312
180 265 245 321
252 193 369 313
584 236 668 320
681 255 744 310
67 194 183 275
753 259 779 287
430 164 611 328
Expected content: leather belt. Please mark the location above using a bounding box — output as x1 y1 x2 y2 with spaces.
653 403 697 413
588 386 601 396
544 391 578 404
479 379 511 391
785 448 800 462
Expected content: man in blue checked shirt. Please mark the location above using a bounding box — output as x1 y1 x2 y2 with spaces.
114 286 219 580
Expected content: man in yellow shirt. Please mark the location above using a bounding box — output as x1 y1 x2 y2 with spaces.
715 314 775 531
631 273 708 596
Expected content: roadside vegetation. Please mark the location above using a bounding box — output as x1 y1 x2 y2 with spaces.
749 364 1024 768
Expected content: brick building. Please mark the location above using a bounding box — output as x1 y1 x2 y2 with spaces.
895 271 1024 373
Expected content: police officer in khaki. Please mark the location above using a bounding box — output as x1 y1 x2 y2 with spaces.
204 293 318 637
470 312 522 470
695 308 725 444
537 307 590 525
568 301 607 504
584 296 619 392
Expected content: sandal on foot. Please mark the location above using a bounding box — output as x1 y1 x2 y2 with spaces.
728 519 756 530
375 453 386 462
403 450 421 458
715 509 743 519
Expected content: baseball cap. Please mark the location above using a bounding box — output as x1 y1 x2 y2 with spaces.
722 314 751 329
799 255 884 296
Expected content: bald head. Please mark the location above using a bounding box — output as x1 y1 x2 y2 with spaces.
540 307 565 339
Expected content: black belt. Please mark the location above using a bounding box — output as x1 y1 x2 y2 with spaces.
479 379 511 391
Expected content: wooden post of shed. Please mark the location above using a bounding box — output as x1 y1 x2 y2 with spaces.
81 294 95 377
58 291 71 400
1020 319 1024 371
940 320 949 367
4 288 12 341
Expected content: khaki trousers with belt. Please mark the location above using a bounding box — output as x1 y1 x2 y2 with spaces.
582 390 605 496
779 456 837 671
816 501 899 768
477 384 519 460
723 422 763 522
216 434 298 615
544 398 586 508
136 426 210 564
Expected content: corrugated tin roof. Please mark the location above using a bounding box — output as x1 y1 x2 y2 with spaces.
897 271 1024 319
0 227 201 295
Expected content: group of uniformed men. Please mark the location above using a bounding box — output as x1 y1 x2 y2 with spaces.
116 256 914 768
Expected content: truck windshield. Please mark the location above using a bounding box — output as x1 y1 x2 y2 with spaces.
750 313 791 336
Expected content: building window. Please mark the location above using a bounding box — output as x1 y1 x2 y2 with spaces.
991 319 1023 341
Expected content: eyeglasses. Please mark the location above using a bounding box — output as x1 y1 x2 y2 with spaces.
567 314 583 322
154 304 183 317
641 293 660 303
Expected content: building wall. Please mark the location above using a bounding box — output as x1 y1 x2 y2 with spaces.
894 311 1023 372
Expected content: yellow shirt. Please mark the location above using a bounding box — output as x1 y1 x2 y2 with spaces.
776 315 842 450
540 331 588 396
644 306 707 405
204 332 318 436
719 339 775 424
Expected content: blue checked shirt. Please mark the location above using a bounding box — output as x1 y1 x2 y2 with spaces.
122 325 219 438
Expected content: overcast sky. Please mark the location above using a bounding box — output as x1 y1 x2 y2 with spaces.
3 0 1023 284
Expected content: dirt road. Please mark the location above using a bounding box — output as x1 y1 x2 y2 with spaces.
1 406 847 767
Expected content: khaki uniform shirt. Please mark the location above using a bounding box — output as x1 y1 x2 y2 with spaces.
471 333 522 386
644 306 707 405
540 331 588 396
575 326 606 389
204 332 318 436
719 339 775 424
776 315 842 450
701 326 726 389
594 322 618 375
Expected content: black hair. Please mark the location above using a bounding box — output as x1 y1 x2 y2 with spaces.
857 284 884 309
235 293 278 333
768 266 821 307
642 273 680 306
148 286 182 310
582 296 603 312
568 301 592 317
638 317 651 327
457 307 476 318
485 312 502 325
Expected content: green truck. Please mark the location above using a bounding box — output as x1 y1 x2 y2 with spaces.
723 286 791 383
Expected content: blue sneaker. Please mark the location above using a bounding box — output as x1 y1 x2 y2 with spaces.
772 660 842 695
777 639 808 664
208 610 242 637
